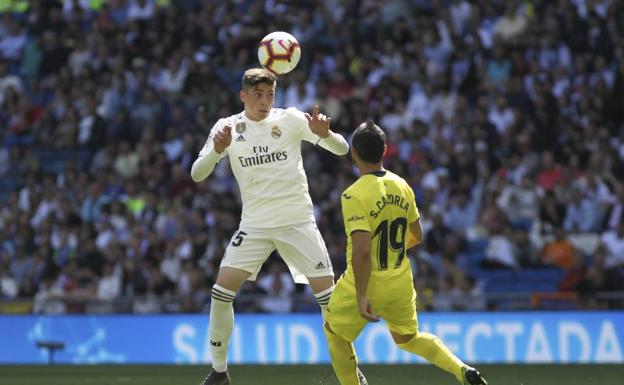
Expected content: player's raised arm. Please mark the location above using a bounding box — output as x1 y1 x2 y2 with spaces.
305 104 349 155
191 124 231 182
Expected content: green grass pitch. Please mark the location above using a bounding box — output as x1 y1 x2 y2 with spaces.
0 364 622 385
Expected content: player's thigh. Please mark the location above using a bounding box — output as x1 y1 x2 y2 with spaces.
325 281 367 342
273 223 334 281
221 229 275 283
376 289 419 337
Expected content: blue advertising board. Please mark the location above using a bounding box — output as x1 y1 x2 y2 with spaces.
0 312 622 364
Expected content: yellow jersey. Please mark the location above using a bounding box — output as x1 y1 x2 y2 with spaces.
340 170 419 298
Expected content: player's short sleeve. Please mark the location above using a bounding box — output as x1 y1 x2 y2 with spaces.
406 184 420 223
199 118 229 158
286 107 320 144
342 191 371 234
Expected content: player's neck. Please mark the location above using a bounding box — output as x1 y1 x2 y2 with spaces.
358 163 384 175
243 109 269 122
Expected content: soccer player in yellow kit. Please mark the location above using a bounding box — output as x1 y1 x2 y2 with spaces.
324 120 487 385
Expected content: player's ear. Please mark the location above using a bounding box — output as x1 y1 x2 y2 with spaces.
382 144 387 157
239 90 246 104
350 146 358 161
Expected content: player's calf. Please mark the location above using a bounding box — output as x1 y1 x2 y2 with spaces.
209 285 237 373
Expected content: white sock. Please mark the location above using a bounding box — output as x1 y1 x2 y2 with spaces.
314 285 335 318
209 284 236 372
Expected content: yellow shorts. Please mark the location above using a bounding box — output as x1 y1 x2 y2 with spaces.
326 278 419 342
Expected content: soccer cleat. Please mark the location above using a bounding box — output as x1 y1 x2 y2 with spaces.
356 367 368 385
462 366 487 385
200 369 230 385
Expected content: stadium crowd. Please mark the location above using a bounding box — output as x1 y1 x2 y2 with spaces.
1 0 624 314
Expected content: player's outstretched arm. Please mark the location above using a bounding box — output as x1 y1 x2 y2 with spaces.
305 104 349 155
191 126 231 182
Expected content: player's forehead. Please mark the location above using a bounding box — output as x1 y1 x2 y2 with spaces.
250 83 275 93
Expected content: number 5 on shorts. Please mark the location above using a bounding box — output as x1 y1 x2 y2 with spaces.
231 230 248 247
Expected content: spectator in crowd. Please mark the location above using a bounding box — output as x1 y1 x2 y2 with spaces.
33 275 66 314
564 188 601 233
497 173 541 230
0 0 623 313
539 190 566 233
482 225 517 269
540 227 577 270
444 188 481 237
449 274 486 311
603 183 624 231
513 228 539 268
536 151 564 193
257 260 295 313
0 251 18 298
599 221 624 271
477 191 509 235
235 279 268 313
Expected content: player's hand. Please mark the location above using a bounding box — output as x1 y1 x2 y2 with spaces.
305 104 331 139
213 126 232 154
357 295 380 322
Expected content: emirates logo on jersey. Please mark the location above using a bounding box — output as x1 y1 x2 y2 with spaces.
238 145 288 167
238 151 288 167
271 126 281 139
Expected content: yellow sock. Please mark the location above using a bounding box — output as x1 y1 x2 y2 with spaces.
397 332 465 383
324 324 360 385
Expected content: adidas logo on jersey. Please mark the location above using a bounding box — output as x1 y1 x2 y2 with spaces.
315 262 325 269
236 135 246 142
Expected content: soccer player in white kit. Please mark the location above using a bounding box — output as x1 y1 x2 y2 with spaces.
191 68 349 385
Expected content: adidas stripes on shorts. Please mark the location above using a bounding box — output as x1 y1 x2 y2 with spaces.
220 222 334 284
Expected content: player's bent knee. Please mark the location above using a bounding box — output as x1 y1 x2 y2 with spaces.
308 275 335 293
215 267 251 292
391 331 416 345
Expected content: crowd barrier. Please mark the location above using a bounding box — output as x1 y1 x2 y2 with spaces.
1 312 622 364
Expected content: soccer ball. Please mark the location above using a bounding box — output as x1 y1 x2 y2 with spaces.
257 31 301 75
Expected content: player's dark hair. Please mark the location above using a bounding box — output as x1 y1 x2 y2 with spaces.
242 68 276 90
352 120 386 163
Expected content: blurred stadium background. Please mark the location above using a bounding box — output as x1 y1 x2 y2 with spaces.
1 0 624 384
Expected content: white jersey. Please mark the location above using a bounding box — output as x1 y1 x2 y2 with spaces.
200 107 336 230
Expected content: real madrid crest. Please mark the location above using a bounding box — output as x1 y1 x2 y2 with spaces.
235 122 246 134
271 126 282 139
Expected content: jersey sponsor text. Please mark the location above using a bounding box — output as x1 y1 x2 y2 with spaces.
238 151 288 167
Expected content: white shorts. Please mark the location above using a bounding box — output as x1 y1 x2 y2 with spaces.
220 222 334 284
